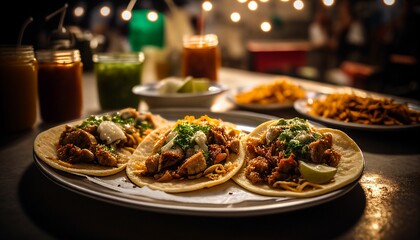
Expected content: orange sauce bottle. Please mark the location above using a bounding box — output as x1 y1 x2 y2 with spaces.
36 49 83 123
0 45 38 133
182 34 220 81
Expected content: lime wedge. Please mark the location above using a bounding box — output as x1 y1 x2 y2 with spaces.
157 78 183 94
177 78 210 93
177 78 194 93
298 160 337 184
191 79 210 92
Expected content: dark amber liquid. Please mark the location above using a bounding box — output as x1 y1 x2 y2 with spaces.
38 61 83 122
182 43 220 81
0 61 37 132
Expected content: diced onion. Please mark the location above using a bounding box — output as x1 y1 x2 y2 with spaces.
98 121 126 144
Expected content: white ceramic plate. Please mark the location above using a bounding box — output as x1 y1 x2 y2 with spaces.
132 82 228 109
294 95 420 131
33 109 361 217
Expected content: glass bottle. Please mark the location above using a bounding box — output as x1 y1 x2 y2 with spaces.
36 49 83 122
0 45 38 133
93 52 144 110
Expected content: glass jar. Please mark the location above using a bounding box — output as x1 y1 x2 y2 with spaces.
93 52 145 110
0 45 38 133
182 34 220 81
36 49 83 122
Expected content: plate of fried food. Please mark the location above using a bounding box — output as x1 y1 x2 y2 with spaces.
294 92 420 131
227 78 307 110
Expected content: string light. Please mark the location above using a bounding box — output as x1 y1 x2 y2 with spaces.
100 6 111 17
121 0 137 21
383 0 395 6
248 1 258 11
261 21 271 32
293 0 304 10
322 0 334 6
147 10 159 22
230 12 241 22
73 6 85 18
121 10 132 21
202 1 213 12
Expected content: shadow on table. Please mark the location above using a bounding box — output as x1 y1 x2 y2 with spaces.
18 163 366 239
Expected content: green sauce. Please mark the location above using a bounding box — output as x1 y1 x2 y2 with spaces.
95 62 142 110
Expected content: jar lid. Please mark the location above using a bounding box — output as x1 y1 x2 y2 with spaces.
92 52 145 63
36 49 81 63
0 45 35 62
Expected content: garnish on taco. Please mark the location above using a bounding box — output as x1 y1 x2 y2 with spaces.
34 108 169 176
232 118 364 197
126 115 246 193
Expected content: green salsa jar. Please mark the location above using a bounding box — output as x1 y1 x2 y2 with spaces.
93 52 145 110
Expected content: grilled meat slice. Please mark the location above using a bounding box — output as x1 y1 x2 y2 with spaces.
159 147 184 171
57 144 95 164
177 151 207 176
309 133 341 167
95 145 118 167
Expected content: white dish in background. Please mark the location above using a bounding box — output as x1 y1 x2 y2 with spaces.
294 95 420 131
133 82 228 109
33 109 361 217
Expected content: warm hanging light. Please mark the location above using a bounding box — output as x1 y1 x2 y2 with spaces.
383 0 395 6
261 21 271 32
293 0 304 10
230 12 241 22
100 6 111 17
121 0 137 21
248 1 258 11
147 10 159 22
202 1 213 12
73 6 84 18
237 0 247 3
121 10 132 21
322 0 334 6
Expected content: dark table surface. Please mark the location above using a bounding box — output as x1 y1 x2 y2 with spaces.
1 68 419 239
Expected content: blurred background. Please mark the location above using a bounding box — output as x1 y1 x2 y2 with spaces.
1 0 419 100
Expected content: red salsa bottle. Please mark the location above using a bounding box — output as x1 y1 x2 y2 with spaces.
37 49 83 122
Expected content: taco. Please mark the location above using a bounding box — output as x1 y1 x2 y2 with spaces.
126 115 246 193
232 118 364 197
34 108 169 176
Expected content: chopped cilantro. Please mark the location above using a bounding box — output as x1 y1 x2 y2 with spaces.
274 118 324 159
173 123 210 151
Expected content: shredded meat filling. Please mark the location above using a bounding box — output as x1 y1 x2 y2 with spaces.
245 127 341 186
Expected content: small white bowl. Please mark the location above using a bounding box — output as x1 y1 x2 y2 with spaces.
132 82 228 109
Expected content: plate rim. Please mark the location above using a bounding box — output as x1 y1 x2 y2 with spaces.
33 108 361 217
132 82 228 98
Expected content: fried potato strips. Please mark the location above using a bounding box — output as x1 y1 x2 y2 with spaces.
235 79 305 105
308 93 420 125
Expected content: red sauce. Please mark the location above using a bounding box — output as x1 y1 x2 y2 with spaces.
38 61 83 122
182 37 220 81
